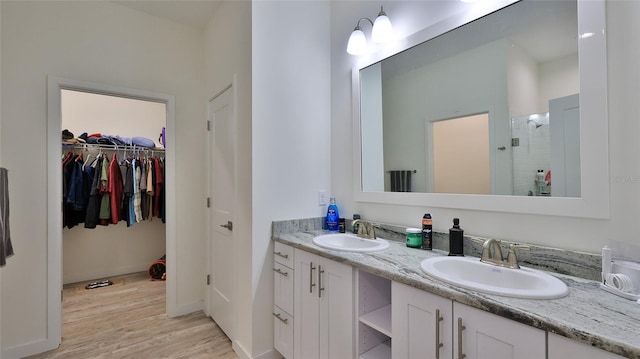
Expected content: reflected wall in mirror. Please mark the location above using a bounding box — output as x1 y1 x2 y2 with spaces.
359 0 580 197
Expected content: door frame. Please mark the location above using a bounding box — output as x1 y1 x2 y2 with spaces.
46 76 177 350
205 78 238 340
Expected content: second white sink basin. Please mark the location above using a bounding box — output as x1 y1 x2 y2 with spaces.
420 256 569 299
313 233 390 253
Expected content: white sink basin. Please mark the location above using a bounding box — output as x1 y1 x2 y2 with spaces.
420 256 569 299
313 233 390 253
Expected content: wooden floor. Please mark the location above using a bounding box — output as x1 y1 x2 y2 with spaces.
26 272 238 359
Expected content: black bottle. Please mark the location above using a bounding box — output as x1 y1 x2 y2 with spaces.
448 218 464 256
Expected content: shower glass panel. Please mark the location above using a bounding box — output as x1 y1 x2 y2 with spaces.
511 113 550 196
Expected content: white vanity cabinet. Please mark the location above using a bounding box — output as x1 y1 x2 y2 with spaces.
392 282 452 359
454 302 545 359
548 333 626 359
294 249 354 359
273 242 295 359
392 282 545 359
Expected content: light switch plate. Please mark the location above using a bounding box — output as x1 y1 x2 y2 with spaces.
318 191 327 206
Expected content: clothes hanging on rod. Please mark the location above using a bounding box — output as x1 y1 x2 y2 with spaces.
62 144 165 229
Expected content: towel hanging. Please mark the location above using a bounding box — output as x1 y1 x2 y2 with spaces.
389 170 415 192
0 167 15 267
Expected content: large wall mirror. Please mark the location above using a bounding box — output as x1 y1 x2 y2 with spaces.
352 0 609 218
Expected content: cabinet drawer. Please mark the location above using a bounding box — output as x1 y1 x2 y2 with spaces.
274 242 294 268
273 306 294 359
274 262 294 315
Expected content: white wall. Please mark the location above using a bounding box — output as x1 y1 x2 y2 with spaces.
204 1 254 357
1 1 205 356
539 54 579 112
331 0 640 254
253 1 331 358
508 42 541 116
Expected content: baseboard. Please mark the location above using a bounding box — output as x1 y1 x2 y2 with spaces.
2 336 60 359
252 348 282 359
63 264 149 284
232 342 282 359
232 341 251 359
167 300 204 318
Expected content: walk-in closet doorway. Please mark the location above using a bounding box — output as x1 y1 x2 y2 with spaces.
46 77 177 349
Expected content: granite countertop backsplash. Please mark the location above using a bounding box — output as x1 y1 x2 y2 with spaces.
272 218 640 358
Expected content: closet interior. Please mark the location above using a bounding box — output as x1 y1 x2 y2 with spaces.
61 89 167 286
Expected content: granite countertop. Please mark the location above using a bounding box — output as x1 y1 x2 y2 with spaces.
273 230 640 358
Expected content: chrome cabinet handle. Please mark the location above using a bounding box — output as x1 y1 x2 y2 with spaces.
318 265 325 298
273 268 288 277
458 317 466 359
274 251 289 259
435 309 444 359
273 312 288 324
309 262 316 293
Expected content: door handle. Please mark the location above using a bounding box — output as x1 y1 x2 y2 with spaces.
273 251 289 259
318 265 325 298
309 262 316 293
458 317 466 359
273 268 288 277
220 221 233 231
273 312 288 324
435 309 444 359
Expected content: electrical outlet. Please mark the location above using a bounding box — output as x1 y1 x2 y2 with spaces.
318 191 328 206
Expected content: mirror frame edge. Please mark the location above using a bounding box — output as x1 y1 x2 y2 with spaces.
352 0 609 219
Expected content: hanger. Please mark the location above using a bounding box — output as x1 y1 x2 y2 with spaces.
91 149 102 168
83 154 93 171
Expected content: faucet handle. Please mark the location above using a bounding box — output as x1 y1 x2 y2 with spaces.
507 244 530 269
369 223 380 239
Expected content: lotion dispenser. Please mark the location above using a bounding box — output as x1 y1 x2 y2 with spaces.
448 218 464 256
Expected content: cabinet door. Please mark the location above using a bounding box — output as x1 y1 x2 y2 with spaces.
548 333 625 359
318 257 354 359
274 306 294 359
274 261 294 315
454 302 545 359
294 250 321 359
392 282 452 359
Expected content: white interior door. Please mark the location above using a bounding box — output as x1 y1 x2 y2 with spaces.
207 86 235 339
550 94 580 197
430 113 491 194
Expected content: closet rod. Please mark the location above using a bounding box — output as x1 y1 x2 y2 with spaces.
63 143 165 152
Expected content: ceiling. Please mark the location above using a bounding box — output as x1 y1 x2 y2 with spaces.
112 0 222 30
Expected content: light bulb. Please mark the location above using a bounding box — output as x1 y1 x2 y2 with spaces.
372 9 393 44
347 28 367 55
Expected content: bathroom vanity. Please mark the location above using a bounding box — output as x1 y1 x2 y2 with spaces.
272 219 637 359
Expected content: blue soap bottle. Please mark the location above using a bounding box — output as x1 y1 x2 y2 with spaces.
326 197 340 231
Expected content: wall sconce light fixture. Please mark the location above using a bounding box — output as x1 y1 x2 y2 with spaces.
347 6 394 56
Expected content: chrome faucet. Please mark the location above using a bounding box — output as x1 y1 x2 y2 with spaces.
352 219 380 240
480 239 530 269
480 238 504 266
